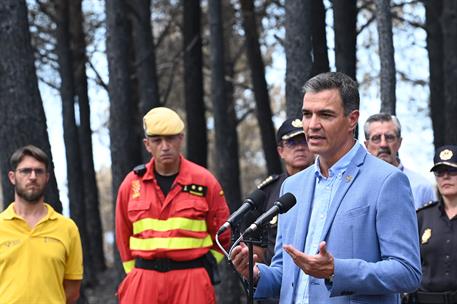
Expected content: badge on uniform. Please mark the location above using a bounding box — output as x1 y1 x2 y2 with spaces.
421 228 431 244
183 184 207 197
269 215 278 226
131 180 141 199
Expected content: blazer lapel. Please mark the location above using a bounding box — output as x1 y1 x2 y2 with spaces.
319 146 366 244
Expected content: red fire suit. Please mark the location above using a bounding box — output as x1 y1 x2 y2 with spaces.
116 155 230 304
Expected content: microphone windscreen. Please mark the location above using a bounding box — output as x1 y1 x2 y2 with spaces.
275 192 296 213
246 189 266 208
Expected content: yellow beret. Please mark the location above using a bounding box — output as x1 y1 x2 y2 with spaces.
143 107 185 136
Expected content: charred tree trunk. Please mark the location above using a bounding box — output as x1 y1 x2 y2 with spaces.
333 0 357 80
128 0 161 162
375 0 396 114
54 0 94 288
106 0 143 281
208 0 243 302
69 0 106 273
442 0 457 144
285 0 313 117
182 0 207 167
310 0 330 76
0 0 61 212
240 0 282 175
424 0 445 148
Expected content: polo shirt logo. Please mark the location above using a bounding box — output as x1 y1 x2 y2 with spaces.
1 240 20 248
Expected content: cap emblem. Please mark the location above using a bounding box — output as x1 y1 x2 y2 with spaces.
291 119 302 128
439 149 453 161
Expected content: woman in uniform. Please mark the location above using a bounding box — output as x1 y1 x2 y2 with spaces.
413 144 457 304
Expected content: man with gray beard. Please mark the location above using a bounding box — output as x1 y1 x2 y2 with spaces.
364 113 437 209
0 145 83 304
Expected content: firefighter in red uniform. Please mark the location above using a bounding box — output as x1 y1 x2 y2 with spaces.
115 107 230 304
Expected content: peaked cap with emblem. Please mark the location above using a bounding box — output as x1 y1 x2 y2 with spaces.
143 107 185 136
276 117 305 144
430 144 457 171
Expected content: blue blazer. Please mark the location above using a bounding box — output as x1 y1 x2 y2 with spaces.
255 144 421 304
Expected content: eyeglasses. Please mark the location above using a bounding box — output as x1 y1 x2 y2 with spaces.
433 167 457 177
15 167 47 177
282 136 307 148
368 133 398 144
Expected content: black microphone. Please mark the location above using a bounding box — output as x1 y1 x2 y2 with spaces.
217 189 266 235
242 192 296 236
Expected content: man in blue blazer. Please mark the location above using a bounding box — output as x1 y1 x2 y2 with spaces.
231 72 421 303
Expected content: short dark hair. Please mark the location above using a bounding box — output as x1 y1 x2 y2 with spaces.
10 145 49 171
302 72 359 115
363 113 402 140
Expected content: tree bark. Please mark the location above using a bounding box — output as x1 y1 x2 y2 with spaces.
310 0 330 76
0 0 61 212
128 0 161 162
182 0 208 167
375 0 396 114
208 0 242 302
240 0 282 175
69 0 106 273
442 0 457 144
105 0 143 280
285 0 313 117
424 0 445 148
333 0 357 80
54 0 95 287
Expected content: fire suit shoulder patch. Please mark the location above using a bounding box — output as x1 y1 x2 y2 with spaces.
131 180 141 199
183 184 207 197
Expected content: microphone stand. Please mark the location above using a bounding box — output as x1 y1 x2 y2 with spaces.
243 228 267 304
248 241 254 304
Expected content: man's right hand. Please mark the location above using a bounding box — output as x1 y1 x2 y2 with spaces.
230 242 261 283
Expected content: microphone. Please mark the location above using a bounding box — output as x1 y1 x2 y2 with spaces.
217 189 266 235
242 192 296 236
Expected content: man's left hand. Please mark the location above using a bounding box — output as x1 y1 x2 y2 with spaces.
283 241 334 279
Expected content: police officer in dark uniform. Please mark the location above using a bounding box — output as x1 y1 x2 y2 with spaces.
242 118 314 303
409 144 457 304
253 118 314 267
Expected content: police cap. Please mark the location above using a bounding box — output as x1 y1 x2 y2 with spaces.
143 107 185 136
276 118 305 144
430 144 457 171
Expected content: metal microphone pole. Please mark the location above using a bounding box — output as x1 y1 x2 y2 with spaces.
248 241 254 304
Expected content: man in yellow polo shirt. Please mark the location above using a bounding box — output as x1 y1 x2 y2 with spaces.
0 145 83 304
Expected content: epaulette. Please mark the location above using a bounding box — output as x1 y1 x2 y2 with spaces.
133 164 147 176
183 184 207 197
416 201 438 213
257 174 281 190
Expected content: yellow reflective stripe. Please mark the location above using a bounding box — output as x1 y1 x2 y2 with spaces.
210 249 224 264
123 260 135 274
133 217 207 234
130 234 213 251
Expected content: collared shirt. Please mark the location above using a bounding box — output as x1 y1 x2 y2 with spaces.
294 141 360 304
0 203 83 304
398 162 437 209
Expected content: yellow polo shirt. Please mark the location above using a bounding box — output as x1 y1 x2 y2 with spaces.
0 203 83 304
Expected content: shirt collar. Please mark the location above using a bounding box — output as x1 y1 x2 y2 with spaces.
314 140 360 180
1 203 58 221
143 155 193 185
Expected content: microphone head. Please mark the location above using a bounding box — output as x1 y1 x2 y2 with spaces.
245 189 266 209
274 192 296 213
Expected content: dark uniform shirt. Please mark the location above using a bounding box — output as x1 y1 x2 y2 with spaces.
242 173 288 265
417 200 457 292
